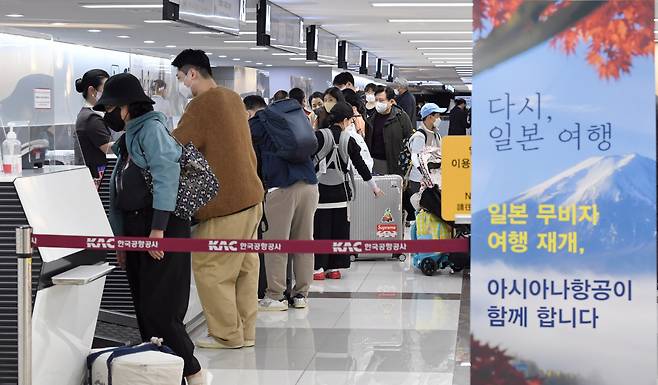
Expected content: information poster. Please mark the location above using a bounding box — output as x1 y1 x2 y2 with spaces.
471 1 656 384
441 136 471 221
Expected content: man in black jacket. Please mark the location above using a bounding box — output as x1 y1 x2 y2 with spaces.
449 98 471 135
393 77 417 125
365 86 414 176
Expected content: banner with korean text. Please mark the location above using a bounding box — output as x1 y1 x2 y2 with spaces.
472 1 656 384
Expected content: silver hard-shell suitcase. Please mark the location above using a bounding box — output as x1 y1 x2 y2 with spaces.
349 175 406 261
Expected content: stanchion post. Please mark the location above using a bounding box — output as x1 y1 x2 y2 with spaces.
16 226 32 385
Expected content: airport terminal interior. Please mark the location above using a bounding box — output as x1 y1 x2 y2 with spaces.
0 1 476 384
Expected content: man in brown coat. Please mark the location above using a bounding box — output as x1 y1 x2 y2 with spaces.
172 49 264 349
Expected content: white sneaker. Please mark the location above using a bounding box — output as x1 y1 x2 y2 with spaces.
195 336 242 349
186 369 208 385
258 297 288 311
291 294 308 309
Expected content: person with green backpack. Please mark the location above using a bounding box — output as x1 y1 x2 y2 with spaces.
312 102 384 280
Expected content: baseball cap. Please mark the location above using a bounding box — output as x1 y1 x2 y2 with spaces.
420 103 447 119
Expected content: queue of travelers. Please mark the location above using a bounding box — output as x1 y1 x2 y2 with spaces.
74 52 470 384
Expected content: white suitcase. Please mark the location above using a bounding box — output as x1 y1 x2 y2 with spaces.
87 338 184 385
349 175 406 261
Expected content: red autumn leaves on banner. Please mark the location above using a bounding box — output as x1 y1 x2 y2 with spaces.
471 337 528 385
475 0 654 79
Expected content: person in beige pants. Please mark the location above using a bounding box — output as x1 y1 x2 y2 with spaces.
262 184 319 310
244 95 320 311
172 50 264 349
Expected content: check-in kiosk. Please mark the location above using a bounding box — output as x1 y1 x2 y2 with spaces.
0 166 113 385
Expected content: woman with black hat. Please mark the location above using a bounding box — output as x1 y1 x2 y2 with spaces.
312 102 384 282
94 73 205 385
74 69 112 189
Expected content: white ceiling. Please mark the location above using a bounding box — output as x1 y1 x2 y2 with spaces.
0 0 477 92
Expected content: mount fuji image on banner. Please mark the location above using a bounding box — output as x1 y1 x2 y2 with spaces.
471 1 656 384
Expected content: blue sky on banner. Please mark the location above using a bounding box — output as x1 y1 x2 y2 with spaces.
472 40 655 209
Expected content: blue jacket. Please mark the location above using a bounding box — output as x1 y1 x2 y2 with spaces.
249 112 318 190
109 111 181 235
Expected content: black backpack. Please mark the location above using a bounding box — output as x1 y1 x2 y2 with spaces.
258 99 318 163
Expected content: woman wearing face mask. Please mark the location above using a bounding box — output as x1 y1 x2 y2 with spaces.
94 73 206 385
343 90 373 172
75 69 112 189
316 87 346 130
406 103 446 218
364 83 378 120
312 102 383 280
308 92 325 129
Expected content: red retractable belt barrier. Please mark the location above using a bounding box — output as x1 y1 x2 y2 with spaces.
31 234 469 254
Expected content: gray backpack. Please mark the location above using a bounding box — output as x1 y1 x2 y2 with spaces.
314 129 357 201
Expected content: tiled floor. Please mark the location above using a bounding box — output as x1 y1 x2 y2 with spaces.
191 259 470 385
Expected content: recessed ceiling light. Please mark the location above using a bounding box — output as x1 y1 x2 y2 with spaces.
144 20 172 24
272 52 296 56
289 57 306 61
224 40 256 43
305 61 318 64
245 60 252 63
88 29 102 33
400 31 472 35
425 53 472 56
144 40 155 44
117 35 131 39
81 4 163 9
256 62 263 65
265 64 272 67
232 58 240 61
250 47 268 50
373 2 472 7
166 44 176 48
389 19 471 23
217 55 227 58
189 31 221 35
50 22 67 26
6 14 24 18
239 31 257 35
417 47 472 50
409 39 472 43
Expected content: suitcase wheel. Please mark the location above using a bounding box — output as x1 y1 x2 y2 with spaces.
394 253 406 262
350 254 357 262
420 258 437 276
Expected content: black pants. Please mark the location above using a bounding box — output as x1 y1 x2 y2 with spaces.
404 181 421 221
314 207 351 270
123 209 201 377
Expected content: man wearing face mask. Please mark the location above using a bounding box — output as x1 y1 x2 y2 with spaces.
393 77 417 126
171 49 264 350
406 103 446 214
365 85 413 176
333 72 366 106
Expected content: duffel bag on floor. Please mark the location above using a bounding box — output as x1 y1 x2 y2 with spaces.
87 337 184 385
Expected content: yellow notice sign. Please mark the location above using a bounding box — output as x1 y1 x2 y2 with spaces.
441 136 472 221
